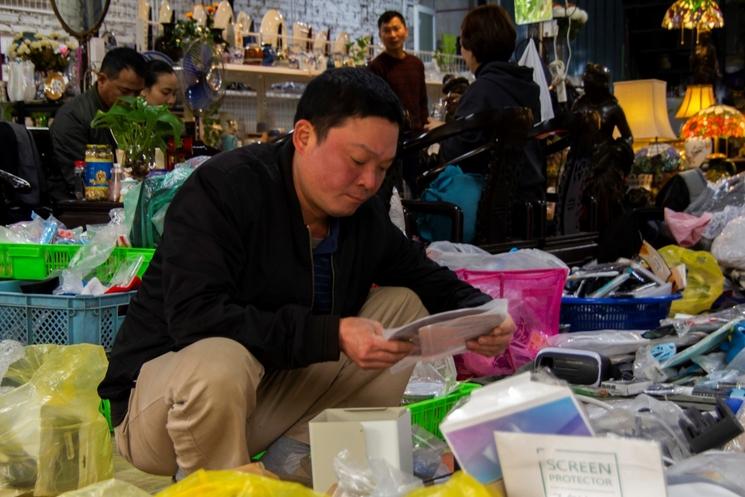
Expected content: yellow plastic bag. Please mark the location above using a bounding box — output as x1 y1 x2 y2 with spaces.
659 245 724 315
153 469 325 497
405 472 503 497
57 478 151 497
0 343 113 496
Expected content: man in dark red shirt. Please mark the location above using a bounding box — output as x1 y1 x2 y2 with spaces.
368 11 429 133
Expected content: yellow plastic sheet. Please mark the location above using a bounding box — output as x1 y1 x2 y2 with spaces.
405 472 503 497
659 245 724 315
153 469 325 497
0 344 113 496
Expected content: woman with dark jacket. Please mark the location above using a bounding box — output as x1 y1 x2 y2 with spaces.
440 4 545 203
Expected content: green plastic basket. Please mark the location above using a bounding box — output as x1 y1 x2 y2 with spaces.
99 398 113 432
406 382 481 439
0 244 154 281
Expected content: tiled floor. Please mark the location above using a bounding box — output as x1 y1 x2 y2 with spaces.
112 449 173 495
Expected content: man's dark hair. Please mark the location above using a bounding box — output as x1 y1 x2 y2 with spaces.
378 10 406 29
460 5 516 64
100 47 147 80
144 59 175 88
294 68 404 142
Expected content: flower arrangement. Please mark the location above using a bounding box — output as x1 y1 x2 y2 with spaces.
552 3 589 39
347 36 372 66
185 2 220 29
8 32 78 72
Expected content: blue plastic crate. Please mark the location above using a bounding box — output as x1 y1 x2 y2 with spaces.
0 291 134 350
560 294 681 332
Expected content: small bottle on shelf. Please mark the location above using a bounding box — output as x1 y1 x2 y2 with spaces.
73 160 86 200
108 163 123 202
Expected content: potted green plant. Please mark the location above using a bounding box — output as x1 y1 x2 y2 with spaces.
91 96 184 179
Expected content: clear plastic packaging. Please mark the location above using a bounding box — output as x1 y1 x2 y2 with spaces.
0 340 25 395
426 242 567 271
404 358 458 403
411 426 450 482
57 478 151 497
712 216 745 270
667 451 745 495
331 450 421 497
549 330 649 355
661 304 745 335
634 344 670 382
587 394 692 463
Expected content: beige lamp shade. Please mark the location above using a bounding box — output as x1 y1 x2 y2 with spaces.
676 84 716 118
614 79 677 142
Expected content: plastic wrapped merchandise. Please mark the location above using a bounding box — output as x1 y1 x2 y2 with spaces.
661 304 745 335
0 341 25 395
659 245 724 315
330 450 421 497
587 394 692 463
411 426 449 482
0 344 113 496
426 242 567 272
57 479 151 497
712 217 745 270
403 358 458 404
667 451 745 496
686 171 745 217
549 330 649 356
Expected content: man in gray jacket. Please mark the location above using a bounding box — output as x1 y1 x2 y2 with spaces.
49 47 146 201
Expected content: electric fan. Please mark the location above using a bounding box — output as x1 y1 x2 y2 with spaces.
180 39 226 149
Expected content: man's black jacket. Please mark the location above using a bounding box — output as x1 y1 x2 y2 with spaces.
49 86 116 201
99 140 490 426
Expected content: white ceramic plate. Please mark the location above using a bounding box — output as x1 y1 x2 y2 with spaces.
260 9 284 48
292 22 310 50
236 11 252 35
333 31 349 55
158 0 173 24
192 4 207 26
213 0 233 29
313 29 327 53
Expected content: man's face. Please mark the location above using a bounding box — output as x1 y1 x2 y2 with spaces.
379 16 408 54
293 116 399 221
97 67 145 108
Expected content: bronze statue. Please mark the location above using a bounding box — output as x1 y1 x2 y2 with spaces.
557 63 634 235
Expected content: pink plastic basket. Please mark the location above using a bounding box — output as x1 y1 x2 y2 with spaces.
454 267 568 377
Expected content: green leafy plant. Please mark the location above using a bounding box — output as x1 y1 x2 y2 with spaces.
91 96 184 178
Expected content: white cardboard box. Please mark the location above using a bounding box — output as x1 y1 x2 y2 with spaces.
495 431 668 497
440 372 594 484
308 407 413 492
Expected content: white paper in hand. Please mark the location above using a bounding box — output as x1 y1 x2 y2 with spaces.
385 299 508 371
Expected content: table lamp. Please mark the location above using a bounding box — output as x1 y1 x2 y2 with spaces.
662 0 724 43
680 104 745 157
676 84 716 119
614 79 677 151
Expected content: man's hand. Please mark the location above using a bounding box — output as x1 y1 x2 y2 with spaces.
339 317 415 369
465 315 516 357
424 117 445 130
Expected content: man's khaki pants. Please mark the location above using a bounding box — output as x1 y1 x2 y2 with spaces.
115 287 428 476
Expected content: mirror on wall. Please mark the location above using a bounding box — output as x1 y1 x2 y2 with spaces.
50 0 111 41
50 0 111 91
